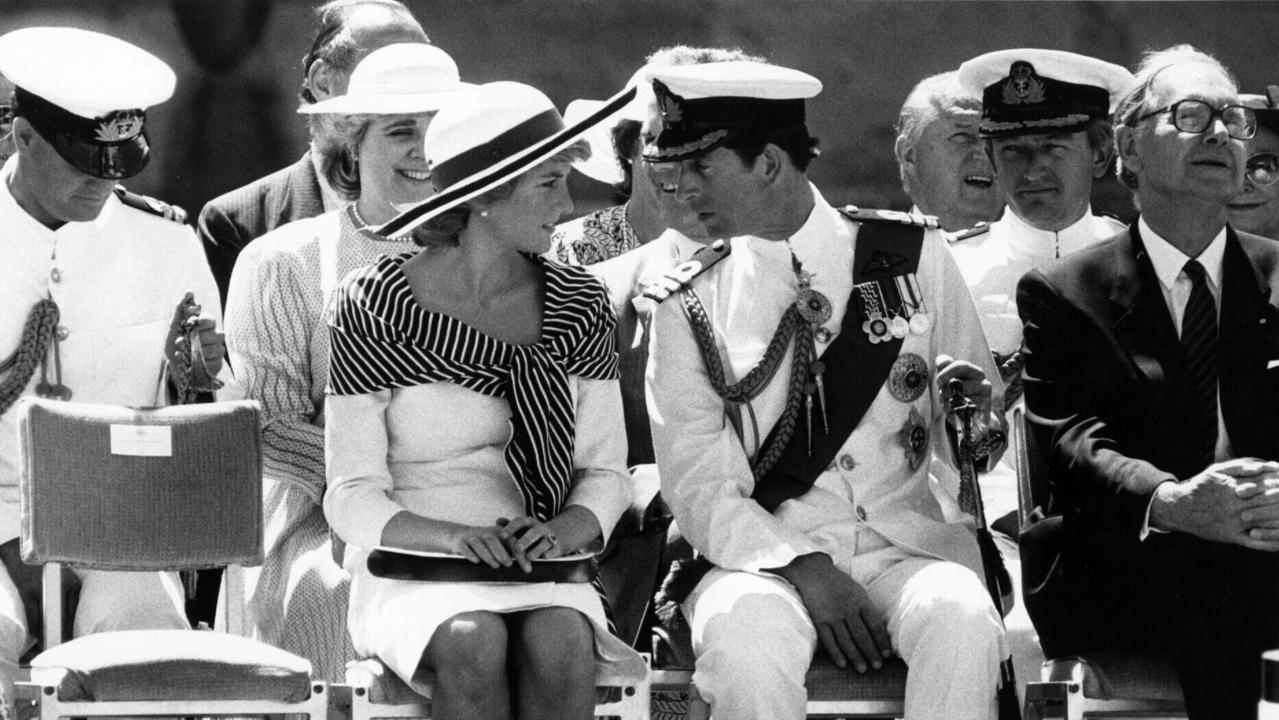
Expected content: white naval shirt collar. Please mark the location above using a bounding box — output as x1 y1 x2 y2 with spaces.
1138 215 1226 305
1000 205 1107 259
745 182 838 261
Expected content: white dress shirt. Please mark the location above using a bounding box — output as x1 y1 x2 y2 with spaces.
1138 216 1232 461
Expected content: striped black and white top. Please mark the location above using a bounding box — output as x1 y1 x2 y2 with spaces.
327 252 619 522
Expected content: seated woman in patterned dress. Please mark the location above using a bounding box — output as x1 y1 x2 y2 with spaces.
323 81 646 720
223 43 469 681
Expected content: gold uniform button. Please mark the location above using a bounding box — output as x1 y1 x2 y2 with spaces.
55 325 69 341
855 505 868 521
838 454 856 471
50 268 61 282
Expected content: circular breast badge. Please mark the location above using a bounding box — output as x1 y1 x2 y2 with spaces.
888 352 929 403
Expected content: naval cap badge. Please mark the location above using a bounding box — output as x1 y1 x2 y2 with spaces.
94 109 145 143
1001 60 1046 106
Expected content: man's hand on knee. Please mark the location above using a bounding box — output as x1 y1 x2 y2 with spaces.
766 552 892 673
1150 458 1279 550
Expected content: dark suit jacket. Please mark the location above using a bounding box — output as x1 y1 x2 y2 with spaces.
1016 221 1279 652
197 152 327 306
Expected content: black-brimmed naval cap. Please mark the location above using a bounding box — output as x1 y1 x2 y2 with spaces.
0 27 175 179
957 48 1133 139
641 61 822 163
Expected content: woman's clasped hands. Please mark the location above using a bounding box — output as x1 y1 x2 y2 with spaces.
450 516 564 573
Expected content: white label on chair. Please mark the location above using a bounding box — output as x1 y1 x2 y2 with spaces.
109 424 173 457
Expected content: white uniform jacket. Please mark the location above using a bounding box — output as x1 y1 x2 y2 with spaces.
0 158 225 543
949 206 1124 355
647 185 1004 581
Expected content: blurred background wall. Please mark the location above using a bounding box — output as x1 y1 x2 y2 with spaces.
2 0 1278 224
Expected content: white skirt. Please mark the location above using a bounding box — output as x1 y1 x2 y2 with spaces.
347 551 646 697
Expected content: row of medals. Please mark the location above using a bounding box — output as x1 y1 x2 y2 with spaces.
793 264 931 459
856 274 931 344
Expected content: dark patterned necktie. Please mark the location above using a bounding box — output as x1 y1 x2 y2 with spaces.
1180 260 1218 468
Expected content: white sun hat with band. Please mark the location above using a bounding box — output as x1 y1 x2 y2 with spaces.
298 43 471 115
562 67 654 186
376 80 637 238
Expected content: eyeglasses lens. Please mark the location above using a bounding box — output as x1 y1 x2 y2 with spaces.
1172 100 1256 140
1247 153 1279 186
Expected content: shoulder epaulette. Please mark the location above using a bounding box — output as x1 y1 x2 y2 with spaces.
947 221 991 245
640 238 732 303
838 205 940 229
113 185 189 224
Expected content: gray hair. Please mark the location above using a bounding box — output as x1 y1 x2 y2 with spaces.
894 71 982 191
1113 45 1238 189
896 71 982 153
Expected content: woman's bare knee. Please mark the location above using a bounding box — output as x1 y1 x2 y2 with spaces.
515 607 593 674
424 611 509 680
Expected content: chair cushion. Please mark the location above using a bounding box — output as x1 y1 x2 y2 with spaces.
31 630 315 702
1044 651 1184 701
805 654 908 701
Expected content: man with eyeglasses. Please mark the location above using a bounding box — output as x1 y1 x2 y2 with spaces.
1016 44 1279 720
1227 87 1279 240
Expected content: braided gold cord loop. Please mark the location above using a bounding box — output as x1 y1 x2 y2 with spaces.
0 300 60 416
681 288 803 402
679 287 814 479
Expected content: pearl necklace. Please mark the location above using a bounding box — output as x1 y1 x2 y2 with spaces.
350 203 369 229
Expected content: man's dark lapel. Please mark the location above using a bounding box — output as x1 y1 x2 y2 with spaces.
1220 227 1279 456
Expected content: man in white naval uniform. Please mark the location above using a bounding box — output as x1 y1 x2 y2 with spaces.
0 27 228 705
644 61 1008 720
952 49 1134 377
947 50 1134 523
944 50 1135 699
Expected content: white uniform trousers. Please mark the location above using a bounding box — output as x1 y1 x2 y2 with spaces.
684 547 1006 720
0 564 187 708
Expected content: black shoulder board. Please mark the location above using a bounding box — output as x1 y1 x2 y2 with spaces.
640 238 732 303
113 185 189 224
838 205 940 229
947 221 991 244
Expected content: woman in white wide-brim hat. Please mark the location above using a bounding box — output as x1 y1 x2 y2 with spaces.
222 42 469 683
323 80 645 719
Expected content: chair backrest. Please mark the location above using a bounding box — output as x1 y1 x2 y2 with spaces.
17 398 264 570
1012 404 1052 532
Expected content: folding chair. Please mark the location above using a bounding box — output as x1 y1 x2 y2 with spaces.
649 625 906 719
12 398 328 719
332 654 651 720
1013 406 1186 720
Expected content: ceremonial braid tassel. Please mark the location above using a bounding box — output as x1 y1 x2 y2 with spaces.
789 245 832 450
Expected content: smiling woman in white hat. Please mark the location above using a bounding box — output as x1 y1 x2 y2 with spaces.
220 41 469 683
322 80 645 718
